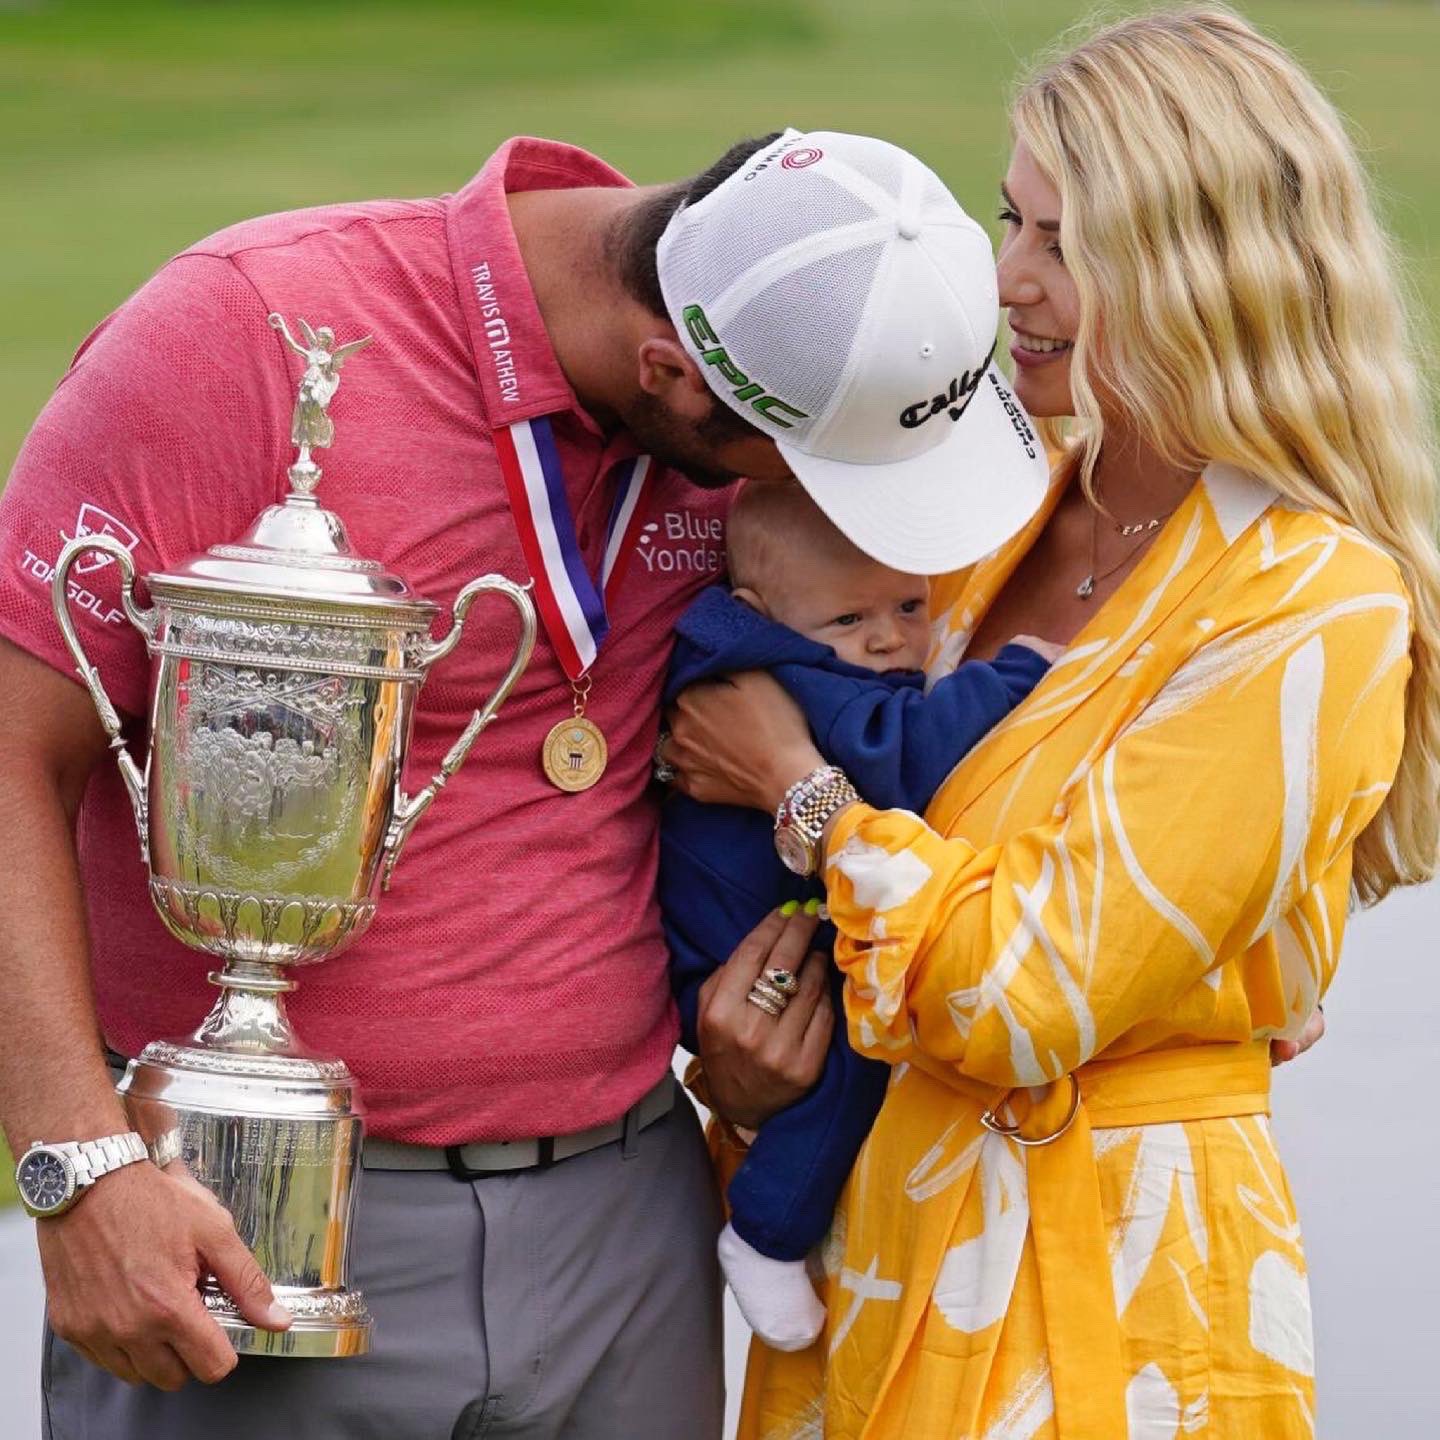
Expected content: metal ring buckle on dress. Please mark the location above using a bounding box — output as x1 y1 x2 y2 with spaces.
763 966 800 996
653 729 677 786
979 1073 1082 1147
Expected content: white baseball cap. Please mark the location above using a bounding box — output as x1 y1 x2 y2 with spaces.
657 128 1050 574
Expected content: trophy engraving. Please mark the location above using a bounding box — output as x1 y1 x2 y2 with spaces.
51 319 537 1358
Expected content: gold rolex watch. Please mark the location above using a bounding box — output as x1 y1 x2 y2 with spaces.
774 765 859 877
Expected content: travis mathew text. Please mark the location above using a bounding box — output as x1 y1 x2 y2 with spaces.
471 260 519 404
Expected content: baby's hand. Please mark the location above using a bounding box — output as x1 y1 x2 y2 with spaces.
1012 634 1066 664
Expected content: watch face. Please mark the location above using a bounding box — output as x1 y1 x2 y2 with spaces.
17 1147 75 1215
775 825 814 877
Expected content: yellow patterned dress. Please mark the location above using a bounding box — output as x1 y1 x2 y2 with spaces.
738 462 1411 1440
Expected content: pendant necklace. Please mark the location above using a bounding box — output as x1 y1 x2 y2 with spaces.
1075 497 1175 600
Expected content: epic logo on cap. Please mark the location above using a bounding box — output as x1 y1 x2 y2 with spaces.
681 305 809 430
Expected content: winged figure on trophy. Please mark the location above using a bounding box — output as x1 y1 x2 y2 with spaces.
268 313 373 491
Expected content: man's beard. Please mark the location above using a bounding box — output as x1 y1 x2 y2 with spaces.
619 392 750 490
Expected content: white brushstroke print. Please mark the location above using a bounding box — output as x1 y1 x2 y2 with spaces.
1250 635 1324 942
1125 594 1407 736
1125 1363 1181 1438
933 1135 1029 1334
905 1121 984 1204
1103 747 1215 966
829 836 932 913
1248 1250 1314 1376
982 1361 1055 1440
1109 1123 1205 1316
830 1255 902 1355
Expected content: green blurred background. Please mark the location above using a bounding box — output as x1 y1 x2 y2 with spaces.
1 0 1436 1205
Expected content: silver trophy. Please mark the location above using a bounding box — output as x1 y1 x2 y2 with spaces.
51 316 536 1357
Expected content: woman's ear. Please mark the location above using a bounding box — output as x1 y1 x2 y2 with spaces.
730 585 771 618
638 337 713 421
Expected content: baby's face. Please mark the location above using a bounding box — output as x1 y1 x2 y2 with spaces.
766 555 931 674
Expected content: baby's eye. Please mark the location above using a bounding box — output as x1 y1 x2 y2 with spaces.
832 613 862 628
899 599 924 615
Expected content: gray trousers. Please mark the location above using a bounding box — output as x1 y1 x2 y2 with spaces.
42 1087 725 1440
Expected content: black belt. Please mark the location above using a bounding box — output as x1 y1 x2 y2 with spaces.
364 1073 678 1178
104 1050 677 1181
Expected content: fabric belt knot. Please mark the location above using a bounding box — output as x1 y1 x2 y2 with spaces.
954 1040 1273 1439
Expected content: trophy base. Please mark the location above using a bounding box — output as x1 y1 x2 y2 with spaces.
207 1285 373 1359
119 1026 370 1362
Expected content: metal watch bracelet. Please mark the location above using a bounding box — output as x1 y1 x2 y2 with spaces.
15 1132 150 1218
774 765 859 876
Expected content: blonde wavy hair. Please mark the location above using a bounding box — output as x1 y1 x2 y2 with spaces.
1012 4 1440 903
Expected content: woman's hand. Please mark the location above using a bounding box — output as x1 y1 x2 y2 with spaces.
1271 1006 1325 1066
696 908 834 1129
666 671 823 812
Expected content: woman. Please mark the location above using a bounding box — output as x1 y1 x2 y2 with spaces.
670 7 1439 1437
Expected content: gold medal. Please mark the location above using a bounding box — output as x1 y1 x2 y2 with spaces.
542 715 608 791
542 678 607 791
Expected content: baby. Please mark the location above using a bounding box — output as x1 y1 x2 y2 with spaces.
661 482 1054 1349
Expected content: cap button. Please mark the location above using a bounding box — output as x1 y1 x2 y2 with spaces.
896 215 922 241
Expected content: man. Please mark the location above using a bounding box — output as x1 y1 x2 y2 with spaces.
0 128 1047 1437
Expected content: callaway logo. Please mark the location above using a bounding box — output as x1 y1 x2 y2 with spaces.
682 306 808 430
781 148 824 170
898 345 996 430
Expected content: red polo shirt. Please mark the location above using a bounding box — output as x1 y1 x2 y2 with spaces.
0 139 733 1143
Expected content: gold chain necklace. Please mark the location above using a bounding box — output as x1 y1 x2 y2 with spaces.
1075 499 1176 600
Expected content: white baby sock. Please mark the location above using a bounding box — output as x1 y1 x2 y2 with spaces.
718 1220 826 1352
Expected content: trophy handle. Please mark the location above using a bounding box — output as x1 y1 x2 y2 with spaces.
51 534 159 860
381 575 536 890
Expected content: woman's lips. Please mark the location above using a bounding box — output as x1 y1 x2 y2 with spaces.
1009 334 1073 369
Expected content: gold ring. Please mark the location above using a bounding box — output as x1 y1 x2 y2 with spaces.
764 967 800 996
979 1074 1082 1147
745 989 784 1018
750 978 792 1011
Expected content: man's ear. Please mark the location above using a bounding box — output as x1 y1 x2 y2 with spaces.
730 585 771 619
638 336 713 422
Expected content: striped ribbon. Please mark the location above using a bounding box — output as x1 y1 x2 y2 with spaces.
494 414 653 680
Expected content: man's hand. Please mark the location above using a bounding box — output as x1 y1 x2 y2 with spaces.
696 908 833 1129
39 1160 290 1389
1271 1006 1325 1066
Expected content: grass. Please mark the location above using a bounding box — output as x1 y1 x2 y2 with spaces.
1 0 1436 469
1 0 1436 1198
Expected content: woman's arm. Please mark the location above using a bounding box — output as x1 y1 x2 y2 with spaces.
821 580 1411 1088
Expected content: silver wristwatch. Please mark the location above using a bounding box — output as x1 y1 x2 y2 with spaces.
774 765 860 877
14 1132 149 1218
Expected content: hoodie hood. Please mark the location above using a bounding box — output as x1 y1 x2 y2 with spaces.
665 585 917 702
